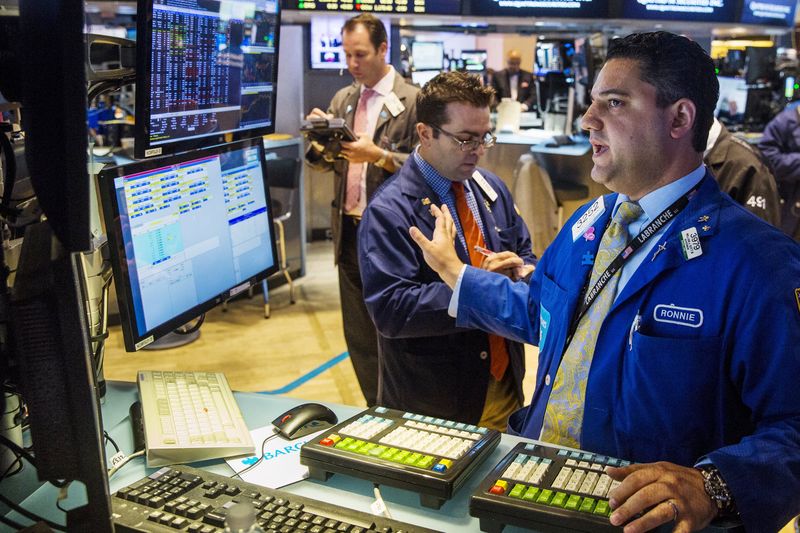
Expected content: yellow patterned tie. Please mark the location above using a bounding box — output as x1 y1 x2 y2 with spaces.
540 201 643 448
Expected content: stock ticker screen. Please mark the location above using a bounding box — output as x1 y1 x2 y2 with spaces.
281 0 462 15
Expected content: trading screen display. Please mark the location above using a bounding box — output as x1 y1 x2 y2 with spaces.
467 0 609 18
282 0 461 14
461 50 488 72
620 0 736 22
740 0 797 26
411 41 444 71
310 16 390 69
102 140 276 349
136 0 280 158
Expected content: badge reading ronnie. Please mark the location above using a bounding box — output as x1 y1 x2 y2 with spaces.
679 227 703 260
653 304 704 328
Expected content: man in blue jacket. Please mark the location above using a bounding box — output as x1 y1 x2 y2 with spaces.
411 32 800 533
757 104 800 239
358 72 537 430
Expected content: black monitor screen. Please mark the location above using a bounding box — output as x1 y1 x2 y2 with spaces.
740 0 797 26
99 138 278 351
134 0 281 159
281 0 461 14
744 46 775 85
461 50 488 72
620 0 736 22
467 0 609 18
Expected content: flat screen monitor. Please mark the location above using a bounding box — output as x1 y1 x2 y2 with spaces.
461 50 487 72
715 76 748 125
282 0 461 14
99 138 278 351
412 41 444 71
740 0 797 27
619 0 736 22
411 69 441 87
467 0 609 18
743 87 774 130
310 16 390 70
744 46 775 85
134 0 281 159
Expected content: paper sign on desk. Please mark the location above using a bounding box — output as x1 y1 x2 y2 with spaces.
225 426 326 489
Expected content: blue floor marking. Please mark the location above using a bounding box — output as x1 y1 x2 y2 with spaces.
257 351 350 395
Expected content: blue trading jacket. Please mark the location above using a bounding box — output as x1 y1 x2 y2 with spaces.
456 171 800 533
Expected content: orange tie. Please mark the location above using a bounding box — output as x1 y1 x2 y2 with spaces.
451 181 509 381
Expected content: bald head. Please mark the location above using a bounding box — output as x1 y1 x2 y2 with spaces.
507 50 522 74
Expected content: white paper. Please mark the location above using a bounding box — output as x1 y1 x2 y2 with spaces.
225 426 326 489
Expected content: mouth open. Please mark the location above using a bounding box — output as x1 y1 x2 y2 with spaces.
591 140 609 157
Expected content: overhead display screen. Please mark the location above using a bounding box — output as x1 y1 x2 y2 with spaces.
467 0 609 18
620 0 737 23
740 0 797 27
282 0 461 14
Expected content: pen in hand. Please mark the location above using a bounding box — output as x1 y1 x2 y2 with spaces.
474 245 495 257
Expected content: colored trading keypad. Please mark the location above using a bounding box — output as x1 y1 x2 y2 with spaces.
300 406 500 509
469 442 631 533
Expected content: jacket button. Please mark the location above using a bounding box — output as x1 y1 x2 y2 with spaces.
545 374 551 386
479 351 488 360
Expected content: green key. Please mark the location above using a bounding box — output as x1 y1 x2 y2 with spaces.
393 450 410 463
594 500 611 517
345 440 362 452
335 437 354 449
368 446 386 457
417 455 435 469
579 497 596 513
550 492 568 508
536 489 554 504
379 447 399 460
565 494 582 511
404 453 422 465
509 484 526 499
522 487 540 501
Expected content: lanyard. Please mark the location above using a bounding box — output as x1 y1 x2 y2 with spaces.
567 185 701 340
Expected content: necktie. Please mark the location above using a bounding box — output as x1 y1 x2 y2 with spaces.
344 88 376 212
452 181 509 381
540 201 643 448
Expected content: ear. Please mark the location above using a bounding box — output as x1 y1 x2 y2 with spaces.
378 41 388 58
416 122 433 146
669 98 696 141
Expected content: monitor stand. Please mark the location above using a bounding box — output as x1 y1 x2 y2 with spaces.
142 330 201 350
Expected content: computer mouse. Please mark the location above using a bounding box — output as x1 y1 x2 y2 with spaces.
271 403 338 440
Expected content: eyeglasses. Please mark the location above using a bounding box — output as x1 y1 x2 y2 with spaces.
429 124 496 152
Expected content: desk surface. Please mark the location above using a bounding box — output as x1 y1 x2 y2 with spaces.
6 381 541 532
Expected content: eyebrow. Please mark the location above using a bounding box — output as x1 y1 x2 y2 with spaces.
593 89 632 99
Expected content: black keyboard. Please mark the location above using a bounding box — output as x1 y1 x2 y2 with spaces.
111 464 440 533
470 442 743 533
300 406 500 509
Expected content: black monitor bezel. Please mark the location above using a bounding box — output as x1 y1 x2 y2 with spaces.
99 137 279 351
133 0 282 159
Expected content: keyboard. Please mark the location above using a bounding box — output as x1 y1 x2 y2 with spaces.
137 370 254 467
300 406 500 509
111 464 440 533
469 442 744 533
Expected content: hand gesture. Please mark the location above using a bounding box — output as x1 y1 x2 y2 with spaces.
409 204 464 288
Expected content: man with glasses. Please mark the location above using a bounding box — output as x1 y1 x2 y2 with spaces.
357 72 537 430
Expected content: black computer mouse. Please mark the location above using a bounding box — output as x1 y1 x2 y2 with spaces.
271 403 338 440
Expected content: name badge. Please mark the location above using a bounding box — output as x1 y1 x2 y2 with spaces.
471 171 498 202
539 306 551 349
680 227 703 260
653 304 704 328
384 92 405 117
571 197 605 242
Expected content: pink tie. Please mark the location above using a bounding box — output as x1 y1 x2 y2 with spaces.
345 88 376 212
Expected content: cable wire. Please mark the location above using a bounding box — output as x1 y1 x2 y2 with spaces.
104 431 119 454
107 450 144 479
0 492 66 531
231 433 279 479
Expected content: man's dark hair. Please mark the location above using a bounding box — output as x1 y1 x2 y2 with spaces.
417 71 495 131
606 31 719 152
342 14 387 51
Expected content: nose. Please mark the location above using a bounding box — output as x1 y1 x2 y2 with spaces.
581 103 600 132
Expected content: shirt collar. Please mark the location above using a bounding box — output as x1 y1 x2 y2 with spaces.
363 66 395 97
414 149 456 200
614 163 706 223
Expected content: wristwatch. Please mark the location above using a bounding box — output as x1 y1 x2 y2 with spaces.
696 464 738 518
374 149 389 169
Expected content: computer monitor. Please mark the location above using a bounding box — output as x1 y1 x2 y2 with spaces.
744 47 776 85
98 138 279 351
715 76 748 126
743 88 774 131
411 70 441 87
461 50 488 72
309 16 391 70
411 41 444 71
133 0 281 159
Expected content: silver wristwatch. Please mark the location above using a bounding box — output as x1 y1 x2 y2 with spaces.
696 465 738 518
